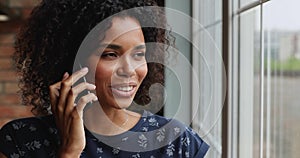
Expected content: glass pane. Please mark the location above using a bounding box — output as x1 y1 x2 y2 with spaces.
233 0 238 13
198 0 222 27
197 23 223 158
263 0 300 158
192 0 223 158
239 7 260 158
240 0 259 9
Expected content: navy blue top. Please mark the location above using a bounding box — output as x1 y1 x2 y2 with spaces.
0 111 209 158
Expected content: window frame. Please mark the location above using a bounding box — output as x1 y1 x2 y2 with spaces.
224 0 271 158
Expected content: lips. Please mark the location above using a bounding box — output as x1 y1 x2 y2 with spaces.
115 86 134 91
110 83 137 97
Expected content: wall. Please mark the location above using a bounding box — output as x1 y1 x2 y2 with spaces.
0 0 40 127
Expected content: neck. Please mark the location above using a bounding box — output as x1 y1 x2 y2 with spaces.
83 103 140 136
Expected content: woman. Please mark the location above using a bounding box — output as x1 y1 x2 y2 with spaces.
0 0 209 157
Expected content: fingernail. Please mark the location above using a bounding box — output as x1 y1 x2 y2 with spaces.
93 96 98 101
63 72 69 79
81 67 88 72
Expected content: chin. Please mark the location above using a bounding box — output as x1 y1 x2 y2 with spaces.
112 97 135 109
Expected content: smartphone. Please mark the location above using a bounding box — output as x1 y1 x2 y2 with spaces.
76 63 93 111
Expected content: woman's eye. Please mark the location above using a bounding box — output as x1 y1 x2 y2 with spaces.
133 52 146 58
101 52 118 59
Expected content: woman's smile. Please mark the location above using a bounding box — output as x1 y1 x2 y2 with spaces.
110 83 137 97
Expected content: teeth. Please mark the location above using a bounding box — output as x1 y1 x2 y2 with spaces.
116 86 133 92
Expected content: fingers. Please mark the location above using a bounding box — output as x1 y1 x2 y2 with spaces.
75 93 98 117
50 67 96 119
50 72 69 113
57 68 89 114
64 82 97 116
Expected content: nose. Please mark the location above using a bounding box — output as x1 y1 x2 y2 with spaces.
116 56 135 78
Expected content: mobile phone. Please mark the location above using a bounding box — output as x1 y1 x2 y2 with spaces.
76 63 93 111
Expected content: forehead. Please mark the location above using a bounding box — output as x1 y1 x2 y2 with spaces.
102 16 144 43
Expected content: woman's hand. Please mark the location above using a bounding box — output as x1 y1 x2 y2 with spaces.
49 68 97 158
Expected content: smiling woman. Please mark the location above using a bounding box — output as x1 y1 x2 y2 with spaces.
88 17 148 111
0 0 209 157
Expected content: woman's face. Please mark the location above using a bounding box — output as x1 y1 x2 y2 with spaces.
87 17 148 109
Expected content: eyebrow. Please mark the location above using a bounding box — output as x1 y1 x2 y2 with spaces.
134 45 146 50
99 43 146 50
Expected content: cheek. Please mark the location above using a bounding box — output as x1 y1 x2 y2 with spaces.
95 62 114 81
137 64 148 81
85 55 102 83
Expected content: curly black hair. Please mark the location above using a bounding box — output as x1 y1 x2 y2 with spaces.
13 0 175 116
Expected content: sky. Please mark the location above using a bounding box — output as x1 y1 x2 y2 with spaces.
263 0 300 31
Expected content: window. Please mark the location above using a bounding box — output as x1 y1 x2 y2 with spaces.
164 0 300 158
229 0 300 158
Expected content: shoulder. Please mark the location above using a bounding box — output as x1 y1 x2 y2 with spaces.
0 115 57 141
0 115 58 157
141 111 209 157
0 115 56 134
140 111 196 134
136 111 184 133
178 126 210 157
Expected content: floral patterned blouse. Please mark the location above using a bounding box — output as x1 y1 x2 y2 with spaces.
0 111 209 158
